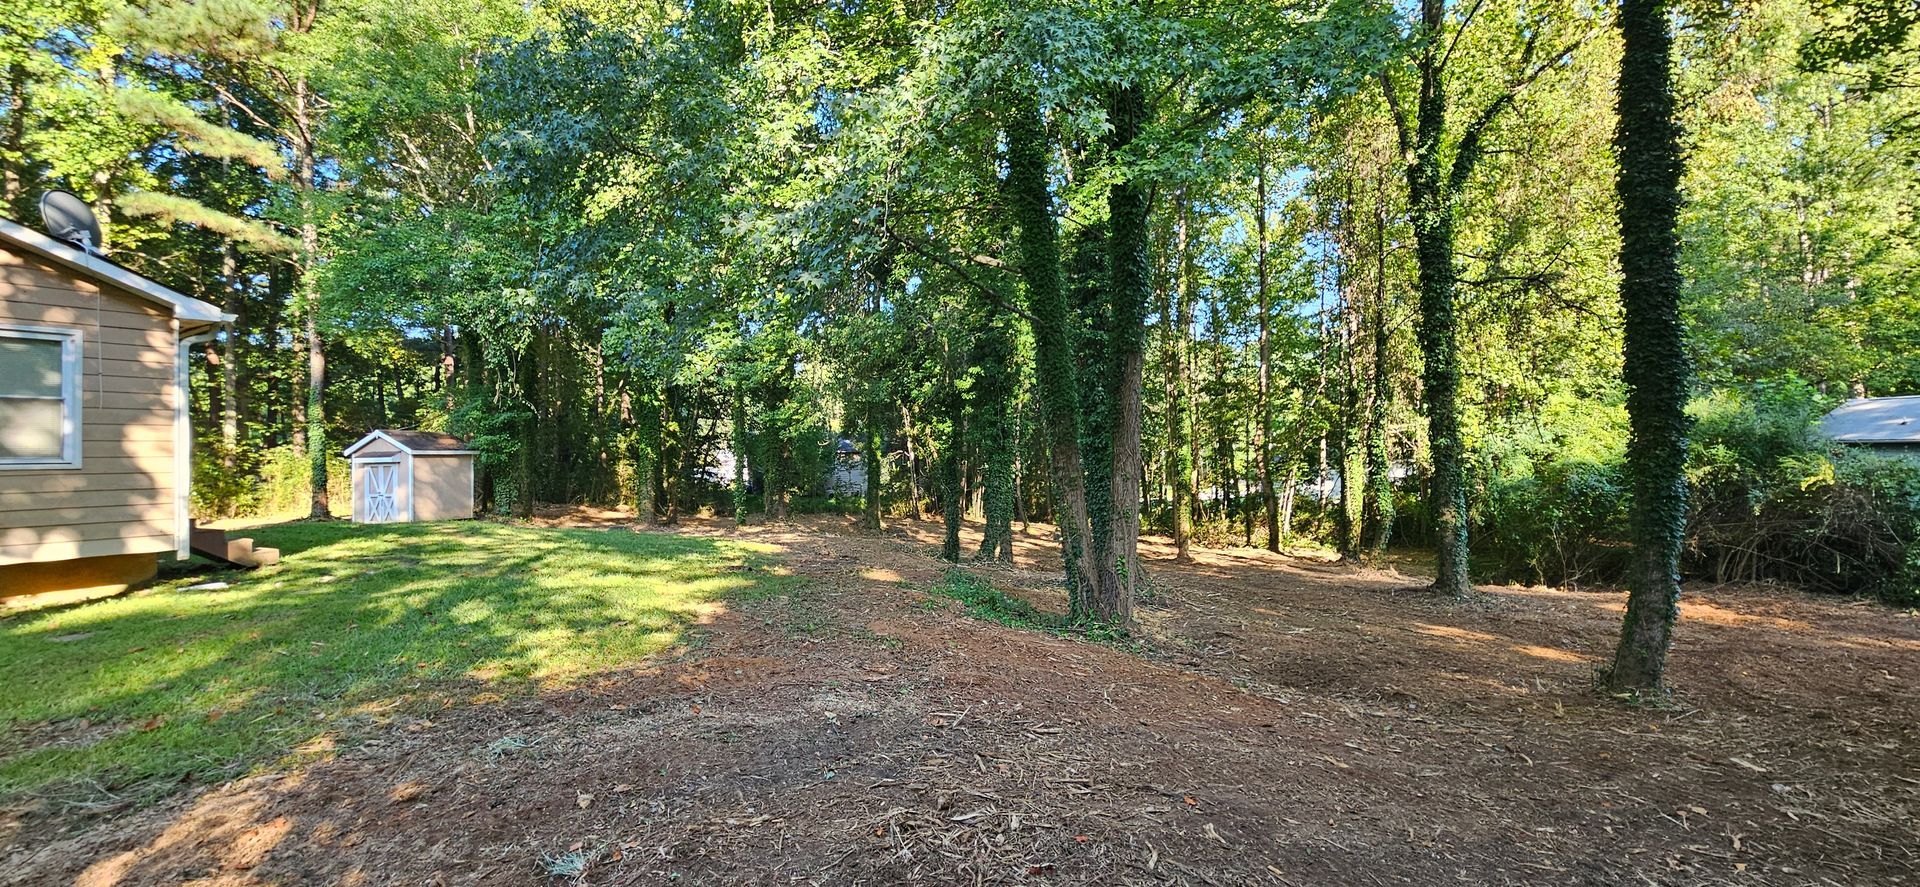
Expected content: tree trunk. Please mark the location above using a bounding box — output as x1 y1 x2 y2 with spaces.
1405 4 1470 594
975 315 1016 561
219 244 242 465
1256 155 1280 553
940 339 965 562
1607 0 1691 694
1096 82 1151 625
296 76 328 520
1005 94 1099 607
1279 465 1298 545
1166 197 1196 564
762 359 793 522
901 404 924 519
2 62 25 213
441 323 457 411
1363 288 1395 559
1334 207 1365 560
863 404 885 532
731 383 749 524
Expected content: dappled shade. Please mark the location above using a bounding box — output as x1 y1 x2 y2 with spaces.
0 522 788 802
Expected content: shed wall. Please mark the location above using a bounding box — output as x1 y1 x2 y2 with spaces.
411 454 474 521
0 245 176 566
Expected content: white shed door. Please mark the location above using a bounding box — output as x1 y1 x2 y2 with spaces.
362 463 400 523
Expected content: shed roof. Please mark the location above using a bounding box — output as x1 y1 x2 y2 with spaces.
0 216 232 330
1818 396 1920 444
344 429 476 457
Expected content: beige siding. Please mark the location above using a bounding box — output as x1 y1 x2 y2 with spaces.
353 439 401 457
0 246 177 567
410 454 475 521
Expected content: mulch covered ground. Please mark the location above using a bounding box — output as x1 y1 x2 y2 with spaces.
5 513 1917 886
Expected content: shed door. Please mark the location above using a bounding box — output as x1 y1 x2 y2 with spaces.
362 462 400 523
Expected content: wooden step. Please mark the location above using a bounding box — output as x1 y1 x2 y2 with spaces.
186 520 272 569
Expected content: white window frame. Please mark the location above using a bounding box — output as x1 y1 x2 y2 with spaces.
0 323 84 470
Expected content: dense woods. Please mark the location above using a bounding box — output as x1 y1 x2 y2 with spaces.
5 0 1918 688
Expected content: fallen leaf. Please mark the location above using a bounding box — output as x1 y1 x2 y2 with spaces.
577 792 594 809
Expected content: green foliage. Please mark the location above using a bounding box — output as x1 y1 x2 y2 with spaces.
1472 398 1633 585
1690 387 1920 604
9 0 1914 621
1466 387 1920 604
192 445 349 519
928 568 1051 631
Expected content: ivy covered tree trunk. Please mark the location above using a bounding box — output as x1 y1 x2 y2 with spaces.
660 385 685 524
1095 81 1151 625
1004 95 1099 605
1607 0 1691 693
633 383 662 522
1407 196 1468 593
974 314 1017 561
731 384 750 524
762 357 795 522
1402 2 1472 596
939 433 963 562
1334 306 1365 559
864 405 885 533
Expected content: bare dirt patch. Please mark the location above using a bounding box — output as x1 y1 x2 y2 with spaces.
5 513 1916 885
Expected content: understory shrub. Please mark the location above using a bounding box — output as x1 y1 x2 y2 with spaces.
1465 384 1920 603
193 444 349 519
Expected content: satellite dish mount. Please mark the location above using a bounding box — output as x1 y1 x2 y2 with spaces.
38 190 104 256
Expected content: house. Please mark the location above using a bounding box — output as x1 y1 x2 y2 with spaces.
825 437 868 496
1818 396 1920 456
0 216 232 603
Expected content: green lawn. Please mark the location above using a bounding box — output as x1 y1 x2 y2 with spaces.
0 521 787 804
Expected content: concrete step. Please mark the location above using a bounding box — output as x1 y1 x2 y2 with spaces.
249 547 281 567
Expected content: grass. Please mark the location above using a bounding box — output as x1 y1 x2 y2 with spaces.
928 568 1144 647
929 568 1053 629
0 520 790 804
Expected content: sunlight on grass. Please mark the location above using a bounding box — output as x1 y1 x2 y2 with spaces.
0 521 791 803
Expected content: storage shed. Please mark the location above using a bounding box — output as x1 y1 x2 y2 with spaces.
343 430 477 523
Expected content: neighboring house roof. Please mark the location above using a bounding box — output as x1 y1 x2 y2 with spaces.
344 429 476 457
1819 396 1920 444
0 216 232 329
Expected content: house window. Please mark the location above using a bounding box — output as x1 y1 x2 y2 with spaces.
0 324 83 468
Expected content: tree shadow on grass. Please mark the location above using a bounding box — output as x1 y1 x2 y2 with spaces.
0 520 794 808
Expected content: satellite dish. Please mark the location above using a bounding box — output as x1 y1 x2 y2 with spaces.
38 190 103 255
